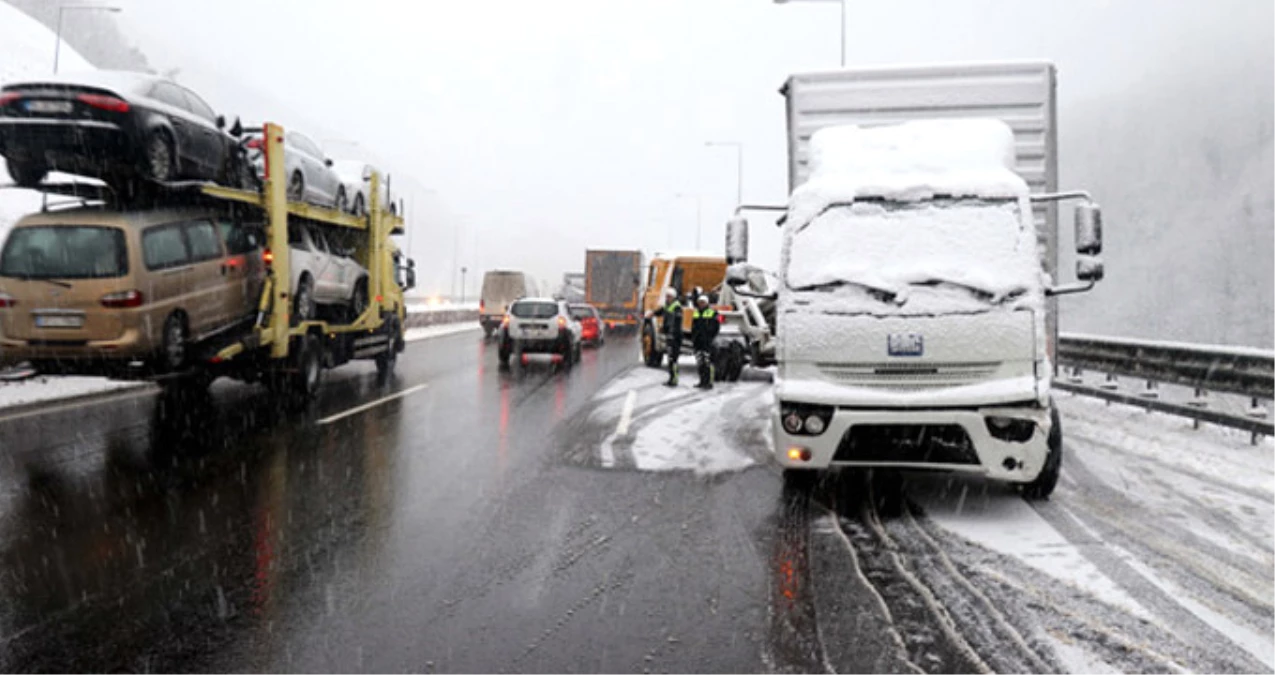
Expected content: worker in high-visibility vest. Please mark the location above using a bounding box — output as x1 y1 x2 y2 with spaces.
660 287 684 386
691 295 720 389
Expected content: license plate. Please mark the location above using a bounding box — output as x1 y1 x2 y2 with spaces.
25 100 73 114
887 333 924 357
522 323 548 331
35 314 84 328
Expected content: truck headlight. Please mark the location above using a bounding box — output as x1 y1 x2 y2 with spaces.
780 403 833 436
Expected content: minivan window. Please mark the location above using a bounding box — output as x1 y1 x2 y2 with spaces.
510 301 558 319
0 226 127 279
185 220 222 261
143 224 190 270
569 306 594 320
288 224 308 250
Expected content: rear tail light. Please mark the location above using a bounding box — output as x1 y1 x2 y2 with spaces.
0 292 16 308
501 314 510 327
245 137 262 150
480 300 485 311
262 248 274 264
557 316 567 329
0 92 20 107
76 93 130 113
100 289 144 308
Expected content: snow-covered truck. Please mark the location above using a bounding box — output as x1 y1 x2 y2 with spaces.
731 62 1105 498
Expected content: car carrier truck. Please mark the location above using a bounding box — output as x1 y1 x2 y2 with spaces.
0 122 415 401
728 61 1106 498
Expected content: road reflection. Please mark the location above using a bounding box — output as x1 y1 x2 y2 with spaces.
0 385 404 672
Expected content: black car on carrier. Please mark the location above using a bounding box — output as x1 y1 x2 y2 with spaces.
0 71 251 191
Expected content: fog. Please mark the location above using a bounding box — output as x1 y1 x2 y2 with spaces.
63 0 1275 346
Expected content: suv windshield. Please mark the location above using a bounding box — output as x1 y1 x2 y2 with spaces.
786 198 1036 306
511 301 558 319
0 226 128 279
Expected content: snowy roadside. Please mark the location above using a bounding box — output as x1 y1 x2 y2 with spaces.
0 320 480 413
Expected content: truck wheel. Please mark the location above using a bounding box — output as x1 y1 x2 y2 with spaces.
728 342 746 381
1022 407 1063 500
642 324 663 368
376 316 400 379
782 468 816 496
290 333 324 403
6 160 47 188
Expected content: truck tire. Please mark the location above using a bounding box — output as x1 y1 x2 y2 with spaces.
290 333 324 403
1022 407 1063 500
376 315 400 379
642 323 663 368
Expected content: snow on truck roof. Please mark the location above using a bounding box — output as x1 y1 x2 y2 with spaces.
788 119 1029 230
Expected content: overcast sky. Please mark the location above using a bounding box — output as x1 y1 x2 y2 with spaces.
112 0 1272 297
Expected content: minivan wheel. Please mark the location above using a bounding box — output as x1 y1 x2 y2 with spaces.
146 132 175 182
335 186 348 212
6 160 47 188
293 275 316 325
353 193 366 216
160 314 187 372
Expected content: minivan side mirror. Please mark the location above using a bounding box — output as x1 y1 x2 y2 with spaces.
1075 203 1102 255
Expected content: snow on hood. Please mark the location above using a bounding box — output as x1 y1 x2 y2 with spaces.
788 119 1028 231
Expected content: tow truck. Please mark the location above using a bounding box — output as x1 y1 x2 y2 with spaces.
5 122 416 401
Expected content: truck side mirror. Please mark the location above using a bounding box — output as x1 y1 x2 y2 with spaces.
726 216 749 264
1076 255 1104 282
405 259 417 290
725 263 750 287
1075 204 1102 255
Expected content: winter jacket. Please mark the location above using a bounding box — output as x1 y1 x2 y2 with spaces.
690 307 720 351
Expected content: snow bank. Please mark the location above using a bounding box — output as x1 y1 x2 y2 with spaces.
0 2 95 240
0 375 144 411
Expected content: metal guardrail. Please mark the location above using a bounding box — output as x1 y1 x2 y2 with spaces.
404 309 479 329
1057 332 1273 439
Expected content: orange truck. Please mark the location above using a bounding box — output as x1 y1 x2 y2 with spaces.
638 252 735 368
584 249 643 331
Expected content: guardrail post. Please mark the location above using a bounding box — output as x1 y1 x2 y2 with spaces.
1248 397 1268 445
1187 387 1207 429
1100 373 1118 405
1140 379 1159 413
1068 366 1083 383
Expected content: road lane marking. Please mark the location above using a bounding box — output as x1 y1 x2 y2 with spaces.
318 383 429 425
616 389 637 435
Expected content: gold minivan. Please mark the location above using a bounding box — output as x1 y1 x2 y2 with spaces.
0 204 265 374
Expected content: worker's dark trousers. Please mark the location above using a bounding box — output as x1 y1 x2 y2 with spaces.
695 348 715 388
666 338 681 384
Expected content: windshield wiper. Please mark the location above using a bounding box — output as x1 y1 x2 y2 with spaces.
797 280 900 303
912 278 1025 304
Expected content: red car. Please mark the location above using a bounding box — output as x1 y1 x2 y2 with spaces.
569 304 605 347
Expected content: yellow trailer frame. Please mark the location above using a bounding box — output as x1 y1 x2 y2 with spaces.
198 122 406 363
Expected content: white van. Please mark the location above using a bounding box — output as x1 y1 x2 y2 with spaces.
479 270 537 337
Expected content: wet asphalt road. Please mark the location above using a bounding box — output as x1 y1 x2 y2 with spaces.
0 331 825 673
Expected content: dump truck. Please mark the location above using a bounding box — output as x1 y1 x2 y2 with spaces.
584 249 643 331
728 62 1106 498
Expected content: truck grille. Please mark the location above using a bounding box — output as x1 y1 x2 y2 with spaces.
817 361 1000 390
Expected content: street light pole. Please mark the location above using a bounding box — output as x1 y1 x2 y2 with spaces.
773 0 845 67
54 5 121 74
705 141 744 207
460 266 468 304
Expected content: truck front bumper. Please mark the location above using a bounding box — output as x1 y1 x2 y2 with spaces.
774 404 1052 483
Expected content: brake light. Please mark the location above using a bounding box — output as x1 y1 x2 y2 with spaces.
558 316 567 329
262 248 274 264
480 300 485 311
245 137 262 150
0 92 20 107
76 93 130 113
0 292 16 308
100 289 144 308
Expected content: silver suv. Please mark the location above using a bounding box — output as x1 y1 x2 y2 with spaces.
497 298 582 369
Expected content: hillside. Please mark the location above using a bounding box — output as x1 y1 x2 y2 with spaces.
1061 41 1274 348
0 1 95 236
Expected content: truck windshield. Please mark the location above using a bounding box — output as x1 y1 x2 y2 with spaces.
785 198 1037 306
0 226 128 280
